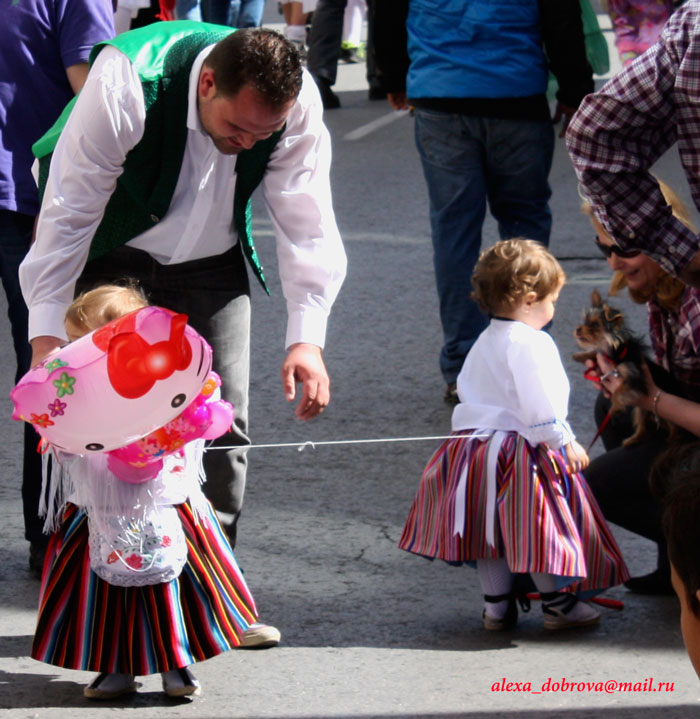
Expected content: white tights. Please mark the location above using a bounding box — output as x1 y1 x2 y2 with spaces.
477 558 560 618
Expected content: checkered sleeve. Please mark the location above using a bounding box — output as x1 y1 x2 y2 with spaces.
566 1 700 276
681 288 700 358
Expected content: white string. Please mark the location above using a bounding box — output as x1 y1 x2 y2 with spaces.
207 433 492 453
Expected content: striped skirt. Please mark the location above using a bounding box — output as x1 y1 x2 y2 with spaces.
399 431 629 593
31 499 257 675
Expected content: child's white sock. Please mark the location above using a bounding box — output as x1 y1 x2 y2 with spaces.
477 558 513 618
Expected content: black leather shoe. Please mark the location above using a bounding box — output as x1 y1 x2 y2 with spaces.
368 85 387 101
312 75 340 109
624 569 674 596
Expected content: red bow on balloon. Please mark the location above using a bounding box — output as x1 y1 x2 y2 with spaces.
104 313 193 399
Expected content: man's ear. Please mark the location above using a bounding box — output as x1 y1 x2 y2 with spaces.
695 588 700 606
198 66 217 99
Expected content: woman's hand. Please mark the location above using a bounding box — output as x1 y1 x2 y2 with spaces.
597 354 657 410
596 353 622 399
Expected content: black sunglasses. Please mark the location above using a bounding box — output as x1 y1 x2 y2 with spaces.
595 238 641 259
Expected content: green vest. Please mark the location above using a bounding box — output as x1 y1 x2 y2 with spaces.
33 20 282 294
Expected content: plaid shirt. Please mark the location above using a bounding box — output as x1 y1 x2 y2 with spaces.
566 0 700 277
648 286 700 387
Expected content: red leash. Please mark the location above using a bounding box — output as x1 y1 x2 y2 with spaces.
582 358 615 452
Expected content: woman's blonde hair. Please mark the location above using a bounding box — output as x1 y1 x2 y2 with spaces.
471 238 565 316
581 178 695 309
65 282 149 338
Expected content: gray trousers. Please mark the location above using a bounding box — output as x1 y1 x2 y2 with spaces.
78 245 250 547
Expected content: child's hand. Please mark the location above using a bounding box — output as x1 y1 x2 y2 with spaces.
564 440 589 474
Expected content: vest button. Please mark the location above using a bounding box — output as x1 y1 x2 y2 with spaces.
150 214 159 223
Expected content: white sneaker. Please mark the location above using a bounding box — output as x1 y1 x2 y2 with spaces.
543 594 601 630
161 667 201 698
239 622 281 649
83 672 139 700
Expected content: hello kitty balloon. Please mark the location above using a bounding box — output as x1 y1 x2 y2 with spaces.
106 372 234 483
10 306 215 455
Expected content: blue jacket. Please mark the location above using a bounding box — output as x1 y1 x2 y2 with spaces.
406 0 548 99
374 0 593 110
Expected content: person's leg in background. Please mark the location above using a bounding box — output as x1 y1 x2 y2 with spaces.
306 0 346 108
280 0 311 57
340 0 365 63
236 0 265 27
175 0 203 20
413 110 490 401
485 117 554 249
364 0 385 100
202 0 237 25
0 210 46 575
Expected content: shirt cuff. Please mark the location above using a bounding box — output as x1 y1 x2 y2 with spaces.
28 302 70 344
285 305 328 350
524 418 575 449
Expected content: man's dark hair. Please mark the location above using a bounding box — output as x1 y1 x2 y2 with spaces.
204 28 302 108
653 442 700 616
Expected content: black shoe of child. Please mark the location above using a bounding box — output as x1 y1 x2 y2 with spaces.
482 592 530 631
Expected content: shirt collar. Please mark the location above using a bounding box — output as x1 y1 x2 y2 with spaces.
187 45 216 135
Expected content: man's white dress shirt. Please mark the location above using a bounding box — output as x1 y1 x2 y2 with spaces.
20 44 347 349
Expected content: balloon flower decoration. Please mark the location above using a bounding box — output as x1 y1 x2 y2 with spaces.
10 306 233 483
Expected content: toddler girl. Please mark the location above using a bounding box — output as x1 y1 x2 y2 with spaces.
30 284 257 699
399 239 629 630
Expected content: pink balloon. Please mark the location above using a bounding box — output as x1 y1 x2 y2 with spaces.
107 454 163 484
201 400 234 439
10 307 214 455
105 373 234 482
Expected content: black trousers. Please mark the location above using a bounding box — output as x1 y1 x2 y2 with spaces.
584 393 668 574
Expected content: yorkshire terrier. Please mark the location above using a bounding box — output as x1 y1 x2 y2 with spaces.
573 289 653 446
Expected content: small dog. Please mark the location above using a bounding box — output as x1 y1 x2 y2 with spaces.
573 288 652 446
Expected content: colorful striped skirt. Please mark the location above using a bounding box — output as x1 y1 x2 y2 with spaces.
31 499 257 675
398 431 629 594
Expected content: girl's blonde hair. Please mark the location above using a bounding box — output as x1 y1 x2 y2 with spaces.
471 238 565 316
65 282 149 338
581 178 695 310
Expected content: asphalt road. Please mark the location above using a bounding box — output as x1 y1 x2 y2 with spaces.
1 11 699 719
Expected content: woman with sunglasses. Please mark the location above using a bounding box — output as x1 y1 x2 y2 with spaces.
581 178 700 596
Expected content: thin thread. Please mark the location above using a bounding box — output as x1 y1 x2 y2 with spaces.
208 433 492 453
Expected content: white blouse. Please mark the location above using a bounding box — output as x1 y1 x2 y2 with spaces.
451 319 575 449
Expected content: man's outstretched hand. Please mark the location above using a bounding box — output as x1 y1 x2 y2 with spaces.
281 343 330 420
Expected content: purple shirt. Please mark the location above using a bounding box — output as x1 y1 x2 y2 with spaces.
566 0 700 278
0 0 114 216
